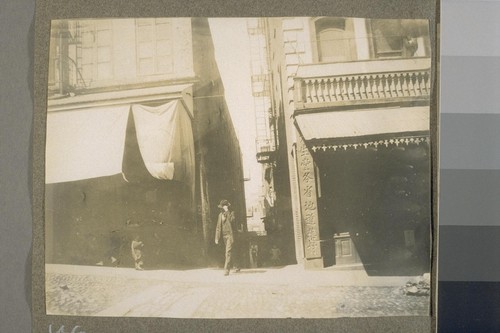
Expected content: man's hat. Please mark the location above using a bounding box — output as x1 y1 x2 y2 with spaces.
218 199 231 208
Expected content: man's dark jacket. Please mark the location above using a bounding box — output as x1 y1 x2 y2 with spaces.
215 211 238 244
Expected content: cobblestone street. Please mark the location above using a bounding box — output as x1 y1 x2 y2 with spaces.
46 264 430 318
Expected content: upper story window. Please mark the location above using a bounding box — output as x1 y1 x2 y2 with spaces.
48 19 177 97
48 20 114 94
136 18 174 76
80 20 114 81
370 19 430 58
314 17 357 63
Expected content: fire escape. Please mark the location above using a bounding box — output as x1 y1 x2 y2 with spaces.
49 20 91 97
247 18 277 165
247 18 279 233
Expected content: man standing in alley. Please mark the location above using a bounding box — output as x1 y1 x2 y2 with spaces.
215 199 241 276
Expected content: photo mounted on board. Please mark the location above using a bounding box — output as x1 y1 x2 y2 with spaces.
44 17 434 318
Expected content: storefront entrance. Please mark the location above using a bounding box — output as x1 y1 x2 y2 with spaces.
313 138 431 275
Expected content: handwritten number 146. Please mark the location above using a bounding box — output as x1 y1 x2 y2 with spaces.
49 325 85 333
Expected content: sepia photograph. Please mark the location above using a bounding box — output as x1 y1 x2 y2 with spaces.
44 17 433 318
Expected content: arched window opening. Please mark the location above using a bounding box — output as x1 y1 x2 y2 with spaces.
315 17 356 63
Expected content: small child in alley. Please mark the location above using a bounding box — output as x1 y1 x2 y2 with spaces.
131 235 144 270
249 242 259 268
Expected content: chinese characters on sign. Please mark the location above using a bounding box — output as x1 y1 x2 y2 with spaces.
296 135 321 258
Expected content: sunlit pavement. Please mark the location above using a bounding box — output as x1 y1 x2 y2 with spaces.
45 264 429 318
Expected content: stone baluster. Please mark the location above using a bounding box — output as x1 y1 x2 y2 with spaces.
338 78 345 101
326 79 332 102
421 72 427 95
366 75 374 99
421 72 428 95
343 78 349 100
412 73 418 96
359 76 368 100
408 73 416 97
382 74 388 98
301 79 306 103
386 74 393 98
376 75 383 98
383 74 390 98
310 79 317 103
352 77 359 100
371 75 378 99
394 74 400 97
393 74 400 97
341 77 347 101
323 78 330 102
390 74 397 97
415 73 422 96
353 76 361 100
344 77 350 100
316 79 322 102
420 72 426 95
304 79 310 103
328 78 336 102
311 79 318 102
395 73 403 97
402 73 410 97
313 79 320 102
334 77 342 101
425 72 431 95
350 77 356 100
310 79 316 102
320 78 329 102
377 75 384 99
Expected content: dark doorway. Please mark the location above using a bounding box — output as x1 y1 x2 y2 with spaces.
314 141 431 276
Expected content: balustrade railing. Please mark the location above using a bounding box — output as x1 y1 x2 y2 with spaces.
295 66 431 108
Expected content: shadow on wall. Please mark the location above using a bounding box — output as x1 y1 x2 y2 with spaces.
45 174 204 269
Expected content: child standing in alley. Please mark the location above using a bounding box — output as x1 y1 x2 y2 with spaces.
249 242 259 268
131 235 144 270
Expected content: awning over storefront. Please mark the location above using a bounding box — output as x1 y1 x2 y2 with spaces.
295 106 430 141
45 105 130 184
45 100 195 193
128 101 195 192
